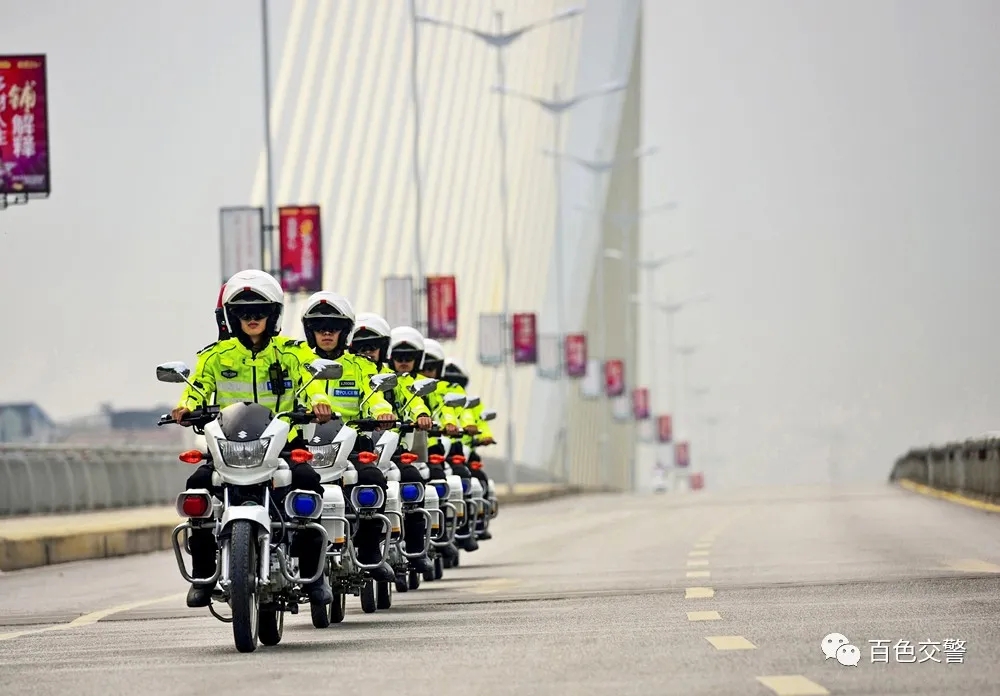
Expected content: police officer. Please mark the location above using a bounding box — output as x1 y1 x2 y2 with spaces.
282 293 398 583
418 339 465 461
348 315 436 574
172 269 334 609
445 360 496 540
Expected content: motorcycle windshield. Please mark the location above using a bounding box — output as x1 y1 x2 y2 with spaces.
218 403 274 441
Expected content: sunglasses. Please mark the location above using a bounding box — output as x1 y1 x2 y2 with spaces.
231 306 271 321
307 318 347 333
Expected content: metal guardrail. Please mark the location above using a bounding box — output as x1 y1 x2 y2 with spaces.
889 434 1000 498
0 444 554 518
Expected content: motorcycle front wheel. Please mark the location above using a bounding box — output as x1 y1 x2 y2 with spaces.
229 520 260 653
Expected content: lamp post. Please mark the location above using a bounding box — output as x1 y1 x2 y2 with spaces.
491 79 626 482
594 201 677 491
407 0 427 331
259 0 278 275
416 6 583 495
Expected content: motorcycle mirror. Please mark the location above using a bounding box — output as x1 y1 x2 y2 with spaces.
409 377 438 397
443 393 466 408
306 358 344 382
370 372 398 393
480 409 496 422
466 395 481 409
156 361 191 383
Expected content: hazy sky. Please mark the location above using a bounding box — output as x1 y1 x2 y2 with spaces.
2 1 998 489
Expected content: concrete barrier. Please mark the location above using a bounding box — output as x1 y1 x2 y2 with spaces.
890 433 1000 505
0 483 582 571
0 443 557 517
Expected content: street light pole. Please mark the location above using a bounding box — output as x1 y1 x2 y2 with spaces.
417 6 583 496
496 79 627 484
259 0 277 276
408 0 426 332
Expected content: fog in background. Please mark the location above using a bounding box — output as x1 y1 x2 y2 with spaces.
2 1 998 489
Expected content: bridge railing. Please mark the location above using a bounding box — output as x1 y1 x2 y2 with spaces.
0 444 554 517
890 433 1000 498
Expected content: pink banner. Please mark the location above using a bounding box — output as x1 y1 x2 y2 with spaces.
278 205 323 293
565 334 587 378
512 313 537 364
632 388 650 420
426 276 457 339
657 415 673 443
690 472 704 490
675 441 690 468
604 359 624 397
0 55 50 195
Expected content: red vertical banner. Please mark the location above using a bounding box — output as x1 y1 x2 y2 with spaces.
675 441 690 468
512 313 538 364
0 55 51 196
690 472 704 490
278 205 323 293
657 415 673 443
426 276 458 339
604 359 625 397
632 388 650 420
564 333 587 378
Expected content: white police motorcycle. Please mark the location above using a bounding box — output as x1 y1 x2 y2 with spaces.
156 358 341 653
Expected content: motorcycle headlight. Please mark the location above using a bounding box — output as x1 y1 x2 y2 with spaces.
308 443 341 469
217 437 271 469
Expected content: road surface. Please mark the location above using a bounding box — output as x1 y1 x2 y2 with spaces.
1 484 997 695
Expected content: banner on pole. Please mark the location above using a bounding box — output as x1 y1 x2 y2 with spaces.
565 333 587 378
632 388 650 420
0 55 51 197
580 358 602 399
537 334 561 379
690 472 704 490
219 207 264 283
675 441 690 468
278 205 323 293
426 276 457 339
512 313 537 365
384 275 415 328
478 313 505 366
604 359 625 397
657 415 673 443
611 394 630 421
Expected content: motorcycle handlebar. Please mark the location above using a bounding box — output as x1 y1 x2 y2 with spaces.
156 407 219 428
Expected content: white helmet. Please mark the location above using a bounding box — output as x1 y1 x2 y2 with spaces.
349 312 392 363
389 326 425 375
222 269 284 336
301 291 355 352
422 338 446 365
443 356 468 380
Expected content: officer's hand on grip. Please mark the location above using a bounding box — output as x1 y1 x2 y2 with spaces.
376 412 396 430
171 407 191 424
417 415 433 430
312 403 333 423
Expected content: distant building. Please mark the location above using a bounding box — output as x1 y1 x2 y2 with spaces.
0 403 58 444
56 403 188 447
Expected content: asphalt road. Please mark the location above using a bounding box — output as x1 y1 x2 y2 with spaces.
1 484 999 695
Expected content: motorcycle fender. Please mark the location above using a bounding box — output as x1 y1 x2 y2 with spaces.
220 505 271 535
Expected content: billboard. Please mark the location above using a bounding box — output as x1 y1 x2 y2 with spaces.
565 333 587 378
537 334 561 379
632 388 650 420
384 275 415 328
478 313 505 366
278 205 323 293
604 359 625 397
0 55 51 196
675 441 690 468
512 313 538 364
219 207 264 283
657 415 673 443
426 276 457 339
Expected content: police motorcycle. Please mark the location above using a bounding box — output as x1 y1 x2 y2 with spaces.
155 357 343 653
297 371 400 626
462 400 500 537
